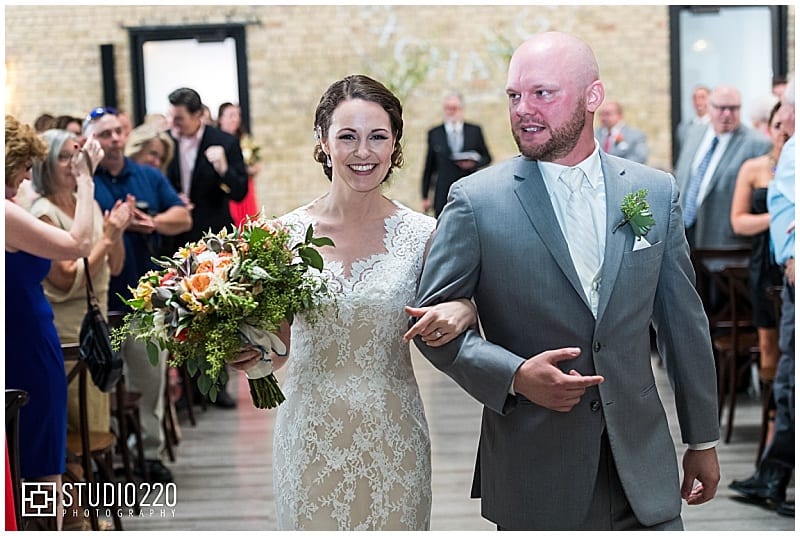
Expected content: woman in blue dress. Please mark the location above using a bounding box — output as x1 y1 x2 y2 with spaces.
5 115 102 529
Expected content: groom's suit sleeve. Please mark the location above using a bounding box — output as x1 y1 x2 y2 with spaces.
650 176 720 445
413 180 524 416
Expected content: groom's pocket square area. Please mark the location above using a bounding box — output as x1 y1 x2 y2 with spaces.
632 237 652 251
622 240 664 267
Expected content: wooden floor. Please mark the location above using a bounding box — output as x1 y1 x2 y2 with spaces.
124 348 794 531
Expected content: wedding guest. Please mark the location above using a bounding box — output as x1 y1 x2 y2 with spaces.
5 115 101 530
54 115 84 140
411 32 720 530
594 100 648 163
125 123 175 175
730 102 787 391
676 85 711 152
218 102 260 225
30 128 131 436
749 94 780 137
230 74 476 530
34 112 56 132
674 84 771 251
730 75 795 518
85 107 192 483
420 91 491 217
166 88 248 409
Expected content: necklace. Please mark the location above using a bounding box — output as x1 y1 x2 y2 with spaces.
768 154 778 177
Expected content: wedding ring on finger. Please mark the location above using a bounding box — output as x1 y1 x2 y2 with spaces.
433 329 443 340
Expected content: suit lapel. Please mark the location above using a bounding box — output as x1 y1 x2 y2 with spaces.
701 128 743 205
512 158 589 309
596 155 633 322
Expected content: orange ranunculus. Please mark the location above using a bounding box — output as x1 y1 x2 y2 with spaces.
216 258 232 270
192 244 208 255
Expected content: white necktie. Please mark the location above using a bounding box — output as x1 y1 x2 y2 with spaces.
559 166 601 312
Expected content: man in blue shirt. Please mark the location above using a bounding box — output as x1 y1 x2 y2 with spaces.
730 77 795 518
85 108 191 483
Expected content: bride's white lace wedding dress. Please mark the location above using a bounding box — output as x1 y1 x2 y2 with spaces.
273 201 434 530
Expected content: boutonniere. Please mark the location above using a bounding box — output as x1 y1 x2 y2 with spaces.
612 189 655 239
614 132 624 145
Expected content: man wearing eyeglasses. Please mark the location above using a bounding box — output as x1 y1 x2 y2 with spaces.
673 85 771 251
85 107 192 484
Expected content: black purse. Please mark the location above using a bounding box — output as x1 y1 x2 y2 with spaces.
78 257 123 392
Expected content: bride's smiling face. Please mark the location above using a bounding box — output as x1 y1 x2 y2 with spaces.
322 98 394 193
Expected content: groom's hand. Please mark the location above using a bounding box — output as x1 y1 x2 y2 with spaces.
681 447 720 505
513 348 604 412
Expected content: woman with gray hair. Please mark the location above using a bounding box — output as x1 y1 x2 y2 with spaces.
29 128 131 439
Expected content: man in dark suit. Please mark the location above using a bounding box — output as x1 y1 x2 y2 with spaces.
166 87 248 245
673 85 771 250
420 92 491 216
166 87 248 408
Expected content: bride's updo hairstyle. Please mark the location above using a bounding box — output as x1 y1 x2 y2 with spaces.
313 74 404 182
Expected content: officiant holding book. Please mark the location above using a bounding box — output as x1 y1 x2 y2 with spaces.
420 92 491 216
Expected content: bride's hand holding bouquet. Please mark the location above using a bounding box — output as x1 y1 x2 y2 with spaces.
113 217 333 409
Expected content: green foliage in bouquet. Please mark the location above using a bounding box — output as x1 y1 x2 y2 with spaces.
111 220 333 408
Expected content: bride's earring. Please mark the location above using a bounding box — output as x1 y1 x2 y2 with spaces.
326 154 332 167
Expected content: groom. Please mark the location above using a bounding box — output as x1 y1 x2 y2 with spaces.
412 32 720 530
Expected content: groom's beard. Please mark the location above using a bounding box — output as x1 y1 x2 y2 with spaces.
514 98 586 162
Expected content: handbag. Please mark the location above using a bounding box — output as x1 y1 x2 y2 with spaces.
78 257 123 392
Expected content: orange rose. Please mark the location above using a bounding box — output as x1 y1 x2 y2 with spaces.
188 273 212 294
196 260 214 273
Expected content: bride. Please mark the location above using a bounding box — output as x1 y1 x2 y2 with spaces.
231 75 476 529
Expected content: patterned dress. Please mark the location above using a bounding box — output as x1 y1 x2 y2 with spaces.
273 201 434 530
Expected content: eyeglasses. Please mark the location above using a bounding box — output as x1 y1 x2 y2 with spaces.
85 106 118 121
710 103 741 113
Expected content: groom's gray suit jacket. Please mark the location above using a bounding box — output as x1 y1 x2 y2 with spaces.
414 154 719 530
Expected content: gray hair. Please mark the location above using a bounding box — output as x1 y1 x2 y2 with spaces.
31 129 77 197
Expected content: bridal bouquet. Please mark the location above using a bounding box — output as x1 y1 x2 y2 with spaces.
112 219 333 409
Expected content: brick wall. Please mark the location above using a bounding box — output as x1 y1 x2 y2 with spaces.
5 5 794 217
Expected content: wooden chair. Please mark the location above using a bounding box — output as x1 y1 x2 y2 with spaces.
62 343 123 531
690 246 751 326
711 266 759 443
5 389 29 529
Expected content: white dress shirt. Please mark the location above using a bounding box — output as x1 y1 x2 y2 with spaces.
538 142 607 317
691 126 733 205
172 124 206 196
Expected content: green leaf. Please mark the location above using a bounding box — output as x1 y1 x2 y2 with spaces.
197 373 213 395
299 248 324 271
186 359 198 377
310 236 335 248
305 223 314 243
146 340 160 366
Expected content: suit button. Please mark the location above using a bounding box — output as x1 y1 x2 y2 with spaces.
593 341 601 352
590 400 601 412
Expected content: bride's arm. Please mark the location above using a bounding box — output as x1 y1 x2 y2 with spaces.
404 227 479 346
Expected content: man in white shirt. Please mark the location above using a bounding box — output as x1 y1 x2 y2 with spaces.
413 31 720 530
673 85 771 249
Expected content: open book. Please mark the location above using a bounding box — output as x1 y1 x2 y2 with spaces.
450 150 482 162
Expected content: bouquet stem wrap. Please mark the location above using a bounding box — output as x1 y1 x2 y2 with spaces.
238 323 287 409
